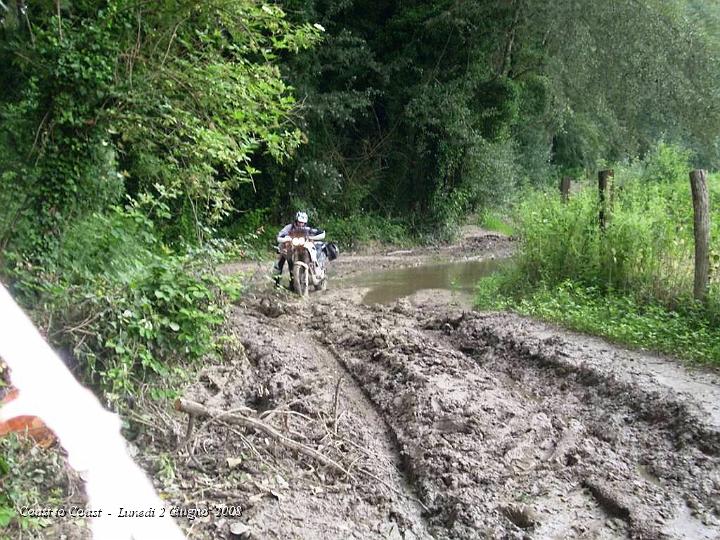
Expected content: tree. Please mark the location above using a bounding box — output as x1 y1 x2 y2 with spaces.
0 0 321 253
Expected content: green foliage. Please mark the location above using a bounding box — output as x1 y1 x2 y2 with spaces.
323 214 411 250
477 142 720 363
640 142 694 184
476 279 720 364
479 211 514 237
221 207 278 258
0 0 317 400
0 436 66 538
10 206 243 400
511 144 702 304
251 0 720 235
0 0 321 253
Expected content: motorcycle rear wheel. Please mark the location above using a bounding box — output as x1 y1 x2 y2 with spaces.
315 279 327 291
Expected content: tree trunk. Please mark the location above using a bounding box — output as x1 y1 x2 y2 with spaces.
560 176 572 202
690 169 710 302
498 1 520 77
598 170 613 230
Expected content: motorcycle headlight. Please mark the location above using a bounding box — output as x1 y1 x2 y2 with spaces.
292 237 305 247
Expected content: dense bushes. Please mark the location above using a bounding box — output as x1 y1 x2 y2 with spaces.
0 1 317 399
9 207 242 400
477 144 720 363
323 214 411 249
511 146 718 303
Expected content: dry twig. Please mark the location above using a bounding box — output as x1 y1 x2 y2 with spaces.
175 398 349 476
332 377 344 434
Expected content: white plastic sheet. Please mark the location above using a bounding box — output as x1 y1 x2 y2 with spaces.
0 284 186 540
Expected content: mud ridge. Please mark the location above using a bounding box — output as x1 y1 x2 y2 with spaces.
227 296 433 539
316 334 432 517
449 312 720 456
306 296 720 539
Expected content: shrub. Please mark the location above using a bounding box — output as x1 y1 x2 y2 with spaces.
479 211 515 236
322 214 411 250
221 207 278 258
511 175 696 305
641 141 693 184
9 207 242 401
476 141 720 363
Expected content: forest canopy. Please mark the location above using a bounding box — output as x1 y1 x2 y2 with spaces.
248 0 720 234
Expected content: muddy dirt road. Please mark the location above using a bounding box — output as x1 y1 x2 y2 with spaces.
138 229 720 540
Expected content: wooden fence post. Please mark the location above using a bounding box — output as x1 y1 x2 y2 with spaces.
598 169 613 230
689 169 710 302
559 176 572 202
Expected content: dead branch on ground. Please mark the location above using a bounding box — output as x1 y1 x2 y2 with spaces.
175 398 349 476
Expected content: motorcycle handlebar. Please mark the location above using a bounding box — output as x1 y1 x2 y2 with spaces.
279 235 324 242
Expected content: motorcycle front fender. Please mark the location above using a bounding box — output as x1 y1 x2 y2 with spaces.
295 260 325 286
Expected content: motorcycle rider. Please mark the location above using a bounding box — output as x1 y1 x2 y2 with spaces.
273 211 326 288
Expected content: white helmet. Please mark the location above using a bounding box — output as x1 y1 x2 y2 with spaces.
295 211 308 224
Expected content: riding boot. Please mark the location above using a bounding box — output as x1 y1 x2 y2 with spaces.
273 257 284 288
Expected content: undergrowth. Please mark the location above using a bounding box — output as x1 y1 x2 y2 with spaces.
477 277 720 363
225 211 417 253
6 205 244 403
476 143 720 364
0 436 70 539
479 210 514 236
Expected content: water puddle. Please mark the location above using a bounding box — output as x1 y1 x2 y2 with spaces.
350 258 509 305
664 504 718 539
636 464 662 487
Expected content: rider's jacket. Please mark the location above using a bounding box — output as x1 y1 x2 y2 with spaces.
276 223 326 243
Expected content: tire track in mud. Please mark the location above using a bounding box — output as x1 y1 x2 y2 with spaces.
213 227 719 539
222 298 433 540
306 296 720 539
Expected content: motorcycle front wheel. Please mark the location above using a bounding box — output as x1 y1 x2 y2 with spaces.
292 264 309 296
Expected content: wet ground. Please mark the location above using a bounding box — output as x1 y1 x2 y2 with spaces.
350 258 510 305
129 226 719 539
16 227 720 539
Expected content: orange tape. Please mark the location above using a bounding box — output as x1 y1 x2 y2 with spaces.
0 387 56 447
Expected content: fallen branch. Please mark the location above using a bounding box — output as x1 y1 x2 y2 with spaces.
183 412 195 446
332 377 343 434
175 398 349 476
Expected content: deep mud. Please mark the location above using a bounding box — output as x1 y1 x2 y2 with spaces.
12 227 720 539
140 226 720 539
146 280 720 539
305 299 720 539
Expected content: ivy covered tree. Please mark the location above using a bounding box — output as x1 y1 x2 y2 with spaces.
0 0 321 254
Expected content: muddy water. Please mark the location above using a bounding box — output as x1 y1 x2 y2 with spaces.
347 258 509 305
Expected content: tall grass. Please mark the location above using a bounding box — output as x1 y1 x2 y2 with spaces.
513 181 701 305
478 143 720 363
479 210 515 236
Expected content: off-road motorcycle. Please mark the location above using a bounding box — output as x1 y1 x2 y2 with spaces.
281 230 338 296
